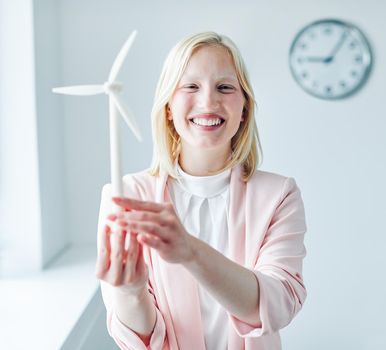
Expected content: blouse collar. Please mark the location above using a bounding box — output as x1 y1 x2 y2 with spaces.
174 163 231 198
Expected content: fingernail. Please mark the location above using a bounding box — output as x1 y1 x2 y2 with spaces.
118 220 128 227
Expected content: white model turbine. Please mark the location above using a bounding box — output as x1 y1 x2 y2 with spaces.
53 30 142 198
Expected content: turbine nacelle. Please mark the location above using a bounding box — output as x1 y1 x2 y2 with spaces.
104 81 123 94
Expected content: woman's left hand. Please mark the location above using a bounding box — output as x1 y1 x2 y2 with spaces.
112 197 195 264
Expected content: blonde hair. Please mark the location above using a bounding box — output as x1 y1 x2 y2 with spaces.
148 31 263 182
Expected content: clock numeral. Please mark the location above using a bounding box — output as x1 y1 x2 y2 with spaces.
349 41 357 49
325 86 333 94
339 81 347 88
355 55 363 64
299 42 308 50
351 70 358 77
301 71 308 79
323 26 333 35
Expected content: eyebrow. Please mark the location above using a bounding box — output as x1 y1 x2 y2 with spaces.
180 75 239 82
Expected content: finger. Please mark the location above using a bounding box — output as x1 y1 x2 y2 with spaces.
95 225 111 278
117 219 129 228
114 211 161 225
112 197 164 213
108 228 127 286
137 232 163 249
123 233 140 282
126 220 168 240
136 243 149 281
107 213 117 221
126 232 139 262
125 211 169 226
107 215 128 233
136 242 146 271
114 212 132 221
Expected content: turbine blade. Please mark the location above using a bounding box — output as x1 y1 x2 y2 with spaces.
110 92 142 142
108 30 137 82
52 85 104 95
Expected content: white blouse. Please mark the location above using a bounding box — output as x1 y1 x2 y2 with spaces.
167 164 231 350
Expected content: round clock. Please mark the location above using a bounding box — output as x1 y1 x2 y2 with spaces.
289 19 372 100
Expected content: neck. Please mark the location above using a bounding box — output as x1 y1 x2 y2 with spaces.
179 143 231 176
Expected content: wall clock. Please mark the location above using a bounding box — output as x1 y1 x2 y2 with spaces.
289 19 372 100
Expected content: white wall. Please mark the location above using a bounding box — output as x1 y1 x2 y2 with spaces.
0 0 43 275
34 0 69 267
37 0 386 348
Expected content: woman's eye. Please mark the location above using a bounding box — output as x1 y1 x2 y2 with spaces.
183 84 198 90
218 85 234 92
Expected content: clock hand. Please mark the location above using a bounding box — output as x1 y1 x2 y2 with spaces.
302 32 349 64
325 30 349 62
302 56 329 63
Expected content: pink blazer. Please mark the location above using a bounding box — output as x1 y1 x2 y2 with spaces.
98 165 307 350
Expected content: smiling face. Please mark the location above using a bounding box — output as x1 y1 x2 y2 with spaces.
168 45 245 157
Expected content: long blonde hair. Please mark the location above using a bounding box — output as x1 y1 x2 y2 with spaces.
149 31 263 182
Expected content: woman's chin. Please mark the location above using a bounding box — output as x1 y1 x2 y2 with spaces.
181 140 231 154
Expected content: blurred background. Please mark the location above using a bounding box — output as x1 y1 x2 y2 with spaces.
0 0 385 349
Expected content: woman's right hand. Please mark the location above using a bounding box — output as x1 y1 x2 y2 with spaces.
95 206 149 295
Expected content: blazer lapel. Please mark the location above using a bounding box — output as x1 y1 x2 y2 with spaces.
227 165 247 349
152 171 206 349
228 165 246 264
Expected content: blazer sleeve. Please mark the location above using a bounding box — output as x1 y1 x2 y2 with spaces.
97 182 167 349
230 177 307 337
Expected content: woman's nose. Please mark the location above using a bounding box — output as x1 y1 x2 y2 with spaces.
197 87 220 110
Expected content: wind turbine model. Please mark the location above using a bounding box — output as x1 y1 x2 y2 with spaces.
53 30 142 198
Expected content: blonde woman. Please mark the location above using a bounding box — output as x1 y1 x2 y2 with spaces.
96 31 307 350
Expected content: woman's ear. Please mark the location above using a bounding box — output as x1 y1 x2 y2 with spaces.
241 106 246 122
166 105 173 120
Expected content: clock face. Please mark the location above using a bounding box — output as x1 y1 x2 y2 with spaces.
289 19 372 99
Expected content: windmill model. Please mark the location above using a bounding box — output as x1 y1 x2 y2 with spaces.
53 30 142 201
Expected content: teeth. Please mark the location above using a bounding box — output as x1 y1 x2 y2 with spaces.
192 118 222 126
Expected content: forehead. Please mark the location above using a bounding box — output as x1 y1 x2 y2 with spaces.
181 45 238 80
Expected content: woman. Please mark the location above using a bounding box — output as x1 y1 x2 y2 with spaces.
96 31 307 350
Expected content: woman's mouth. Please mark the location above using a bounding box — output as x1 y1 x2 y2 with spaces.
189 116 225 130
